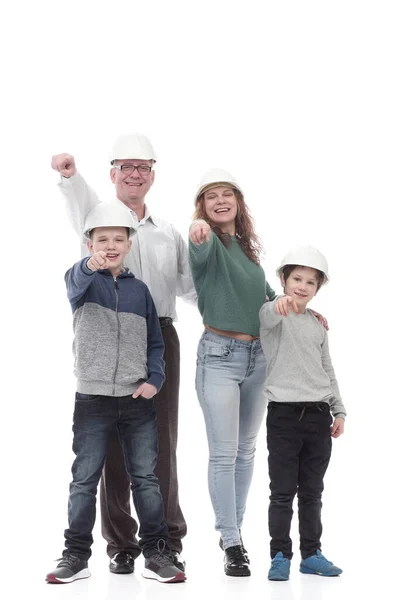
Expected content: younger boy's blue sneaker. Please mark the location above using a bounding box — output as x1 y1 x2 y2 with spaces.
299 550 342 576
268 552 291 581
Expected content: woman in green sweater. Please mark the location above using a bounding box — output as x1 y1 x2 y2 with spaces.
188 169 277 577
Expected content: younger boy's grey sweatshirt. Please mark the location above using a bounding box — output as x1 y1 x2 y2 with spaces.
259 301 346 418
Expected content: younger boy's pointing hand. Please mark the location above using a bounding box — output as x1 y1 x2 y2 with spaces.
275 295 299 317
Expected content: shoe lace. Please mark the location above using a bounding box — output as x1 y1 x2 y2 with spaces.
55 555 81 568
272 556 288 567
228 545 247 562
316 553 333 566
149 539 173 567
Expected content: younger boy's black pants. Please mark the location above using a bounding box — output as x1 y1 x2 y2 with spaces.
266 401 332 560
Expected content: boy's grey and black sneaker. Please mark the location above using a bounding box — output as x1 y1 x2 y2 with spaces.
46 554 90 584
109 551 135 574
143 542 186 583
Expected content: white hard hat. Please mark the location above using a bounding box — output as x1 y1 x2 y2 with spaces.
194 168 244 204
276 246 329 282
84 202 135 239
109 133 157 164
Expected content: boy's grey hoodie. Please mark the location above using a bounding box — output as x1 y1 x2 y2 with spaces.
65 257 165 396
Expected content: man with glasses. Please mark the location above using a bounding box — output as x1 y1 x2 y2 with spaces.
51 133 196 574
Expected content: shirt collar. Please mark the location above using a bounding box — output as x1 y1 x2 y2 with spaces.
114 199 159 227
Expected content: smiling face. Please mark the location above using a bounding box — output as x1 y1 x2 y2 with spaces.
110 159 155 207
202 185 238 234
280 266 322 312
87 226 132 276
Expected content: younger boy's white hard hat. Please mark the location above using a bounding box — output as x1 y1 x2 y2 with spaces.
276 246 330 282
194 168 244 204
109 133 157 164
83 202 135 239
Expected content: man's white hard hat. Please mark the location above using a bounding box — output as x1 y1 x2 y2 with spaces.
276 246 330 282
194 168 244 204
83 202 135 239
109 133 157 164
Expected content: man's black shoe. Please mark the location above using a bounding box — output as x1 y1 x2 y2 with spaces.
224 545 251 577
171 552 186 573
109 552 135 574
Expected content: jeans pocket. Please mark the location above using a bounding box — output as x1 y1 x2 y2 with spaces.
202 343 232 363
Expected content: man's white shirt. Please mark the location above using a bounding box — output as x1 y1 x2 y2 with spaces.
59 172 197 319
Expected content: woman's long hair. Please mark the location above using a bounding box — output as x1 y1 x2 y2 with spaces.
193 188 263 265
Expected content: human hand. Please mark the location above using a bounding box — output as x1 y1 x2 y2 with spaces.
275 295 298 316
311 310 329 330
51 153 77 178
189 220 211 245
132 382 158 400
87 251 110 272
331 417 345 438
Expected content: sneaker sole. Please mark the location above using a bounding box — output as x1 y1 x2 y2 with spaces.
300 566 342 576
224 569 251 577
142 569 186 583
268 575 289 581
46 568 91 584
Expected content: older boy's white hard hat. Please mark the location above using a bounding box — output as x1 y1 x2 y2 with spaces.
109 133 157 164
276 246 330 282
194 168 244 203
83 203 135 239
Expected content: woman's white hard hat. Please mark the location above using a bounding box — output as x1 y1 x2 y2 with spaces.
194 168 244 204
84 202 135 239
276 246 330 282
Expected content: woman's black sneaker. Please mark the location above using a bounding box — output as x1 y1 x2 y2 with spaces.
219 532 249 564
224 545 251 577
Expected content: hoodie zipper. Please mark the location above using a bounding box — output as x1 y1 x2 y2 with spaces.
112 277 120 395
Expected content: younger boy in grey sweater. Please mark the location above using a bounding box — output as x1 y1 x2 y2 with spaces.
259 246 346 581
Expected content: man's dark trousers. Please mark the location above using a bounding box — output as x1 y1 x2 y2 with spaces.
100 323 186 557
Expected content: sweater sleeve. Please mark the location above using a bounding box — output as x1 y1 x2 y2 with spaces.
259 298 284 332
58 172 100 256
188 230 217 269
265 281 277 301
65 257 96 309
321 333 347 418
145 288 166 392
173 226 198 304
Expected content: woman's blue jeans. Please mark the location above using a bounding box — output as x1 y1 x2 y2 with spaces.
196 330 267 549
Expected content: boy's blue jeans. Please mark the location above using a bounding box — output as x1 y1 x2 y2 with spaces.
64 393 168 560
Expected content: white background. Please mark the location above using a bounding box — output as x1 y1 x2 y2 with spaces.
1 1 402 599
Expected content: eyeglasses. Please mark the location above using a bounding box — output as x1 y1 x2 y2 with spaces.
114 164 152 175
